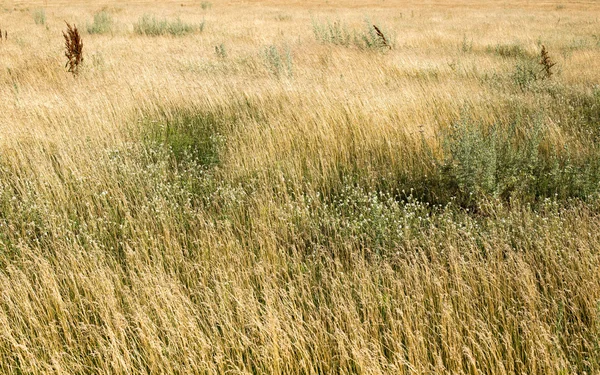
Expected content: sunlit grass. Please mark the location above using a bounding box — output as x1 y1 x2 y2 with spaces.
0 1 600 373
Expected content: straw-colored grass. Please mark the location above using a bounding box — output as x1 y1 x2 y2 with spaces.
1 1 600 373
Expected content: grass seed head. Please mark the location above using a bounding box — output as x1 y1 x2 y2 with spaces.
373 24 391 49
64 22 83 75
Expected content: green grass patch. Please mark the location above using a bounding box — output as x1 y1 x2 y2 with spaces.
134 14 205 36
263 45 293 78
405 113 600 208
297 104 600 212
32 9 46 25
87 11 114 35
141 108 225 170
312 18 394 50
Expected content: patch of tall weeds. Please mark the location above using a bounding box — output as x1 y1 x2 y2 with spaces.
263 45 293 78
134 14 204 36
510 45 558 90
312 18 394 50
87 11 114 35
141 108 225 171
428 114 600 207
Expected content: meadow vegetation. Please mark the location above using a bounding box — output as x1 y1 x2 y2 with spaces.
134 14 205 36
0 1 599 373
87 11 114 35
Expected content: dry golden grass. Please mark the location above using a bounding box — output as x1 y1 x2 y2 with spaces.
1 1 600 374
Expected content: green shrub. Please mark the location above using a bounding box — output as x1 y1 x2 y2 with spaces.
441 119 498 199
430 115 600 206
312 19 352 46
511 60 540 90
201 2 212 10
356 21 393 50
87 11 114 35
134 14 204 36
263 45 293 78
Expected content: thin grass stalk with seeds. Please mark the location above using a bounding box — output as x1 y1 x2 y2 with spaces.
63 22 83 75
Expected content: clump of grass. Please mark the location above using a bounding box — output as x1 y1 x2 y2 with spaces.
134 14 204 36
263 45 293 78
492 42 529 58
312 18 394 50
63 22 83 75
201 2 212 10
215 43 226 59
359 22 394 50
312 19 352 46
461 34 473 52
33 9 46 25
142 108 225 169
87 11 114 35
511 60 541 90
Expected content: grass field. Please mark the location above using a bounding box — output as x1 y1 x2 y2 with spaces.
1 0 600 373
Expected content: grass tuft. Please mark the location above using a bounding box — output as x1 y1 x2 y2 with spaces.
87 11 114 35
134 14 204 36
141 108 225 170
263 44 293 77
33 9 46 25
312 18 394 50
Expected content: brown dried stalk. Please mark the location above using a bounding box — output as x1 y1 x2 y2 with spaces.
373 24 391 50
63 22 83 75
539 44 556 79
